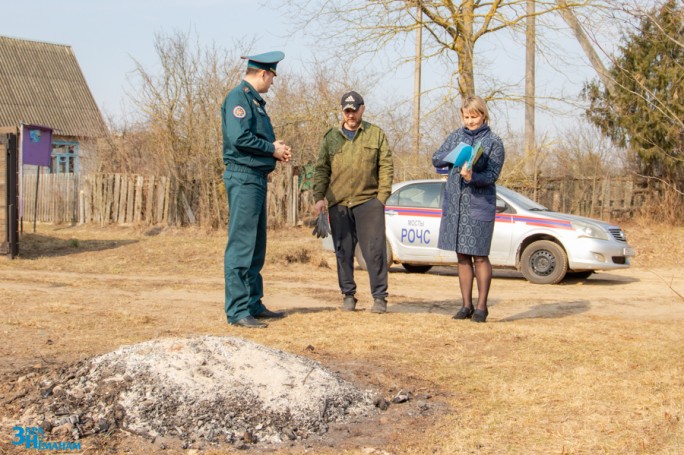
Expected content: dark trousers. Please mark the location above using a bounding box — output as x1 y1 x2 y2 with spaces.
223 170 267 323
328 198 388 299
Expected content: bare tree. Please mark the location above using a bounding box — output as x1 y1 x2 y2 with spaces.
115 31 247 227
274 0 594 101
547 121 627 179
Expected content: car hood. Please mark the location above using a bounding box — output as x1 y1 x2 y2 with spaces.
541 211 619 230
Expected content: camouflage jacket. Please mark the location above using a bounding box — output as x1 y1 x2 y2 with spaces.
313 121 393 208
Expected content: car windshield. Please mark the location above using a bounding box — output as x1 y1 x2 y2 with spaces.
496 185 548 211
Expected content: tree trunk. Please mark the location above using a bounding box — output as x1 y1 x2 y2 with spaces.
556 0 615 93
525 0 536 183
457 2 476 99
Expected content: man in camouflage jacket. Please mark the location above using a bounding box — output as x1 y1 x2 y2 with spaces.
313 91 394 313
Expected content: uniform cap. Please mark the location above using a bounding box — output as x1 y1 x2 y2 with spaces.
341 91 364 111
241 51 285 75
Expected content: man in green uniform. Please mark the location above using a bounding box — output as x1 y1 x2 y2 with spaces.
313 91 394 313
222 51 291 328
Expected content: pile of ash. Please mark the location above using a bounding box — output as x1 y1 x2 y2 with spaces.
6 336 377 449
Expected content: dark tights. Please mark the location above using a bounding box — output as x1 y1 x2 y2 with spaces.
457 253 492 311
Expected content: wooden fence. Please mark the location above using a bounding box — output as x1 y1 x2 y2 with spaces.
80 174 173 225
20 172 659 227
21 173 80 224
21 172 303 227
507 176 646 221
21 173 173 225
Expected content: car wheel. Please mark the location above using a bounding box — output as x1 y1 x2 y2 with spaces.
520 240 568 284
565 270 594 280
402 264 433 273
355 241 392 271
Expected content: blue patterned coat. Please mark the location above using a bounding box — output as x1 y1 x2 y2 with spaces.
431 125 505 255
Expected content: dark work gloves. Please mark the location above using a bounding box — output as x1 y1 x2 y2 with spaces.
312 212 331 238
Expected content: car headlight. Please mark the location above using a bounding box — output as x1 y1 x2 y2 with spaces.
571 220 610 240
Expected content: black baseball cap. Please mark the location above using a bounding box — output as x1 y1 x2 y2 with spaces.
341 91 364 111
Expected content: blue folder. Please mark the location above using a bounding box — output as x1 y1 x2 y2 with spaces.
442 142 472 167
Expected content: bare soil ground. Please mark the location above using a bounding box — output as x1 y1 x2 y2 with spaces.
1 220 683 454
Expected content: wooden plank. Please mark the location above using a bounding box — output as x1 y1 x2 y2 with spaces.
89 175 96 223
81 174 90 223
180 190 195 224
133 176 143 223
51 174 57 223
21 173 32 222
154 177 166 224
56 174 63 223
95 174 101 224
92 174 98 224
84 175 92 223
112 174 121 224
163 176 172 224
72 174 79 224
44 174 49 222
51 174 56 223
39 173 45 223
117 174 127 224
65 174 70 223
79 184 85 224
624 179 634 212
167 177 177 225
42 173 47 223
103 174 113 225
28 173 36 222
126 177 135 223
156 176 166 224
145 176 155 224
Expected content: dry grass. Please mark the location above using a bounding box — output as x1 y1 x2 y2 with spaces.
253 313 684 454
1 221 683 454
622 219 684 269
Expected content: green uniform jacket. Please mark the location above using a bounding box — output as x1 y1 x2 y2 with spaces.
314 121 394 208
221 80 276 174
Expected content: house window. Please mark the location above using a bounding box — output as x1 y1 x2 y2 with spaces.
51 141 79 174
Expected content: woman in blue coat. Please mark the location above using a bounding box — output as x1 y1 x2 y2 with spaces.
432 96 505 323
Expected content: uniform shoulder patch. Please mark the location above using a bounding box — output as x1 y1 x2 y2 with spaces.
233 106 246 118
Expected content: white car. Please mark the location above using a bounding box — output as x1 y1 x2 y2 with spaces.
325 179 635 284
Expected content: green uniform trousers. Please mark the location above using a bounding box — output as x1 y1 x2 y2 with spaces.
223 169 268 323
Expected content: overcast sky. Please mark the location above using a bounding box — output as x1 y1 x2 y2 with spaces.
3 0 608 135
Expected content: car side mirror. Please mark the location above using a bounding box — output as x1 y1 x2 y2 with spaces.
496 198 507 213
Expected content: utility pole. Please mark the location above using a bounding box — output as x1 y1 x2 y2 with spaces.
413 3 422 156
525 0 537 198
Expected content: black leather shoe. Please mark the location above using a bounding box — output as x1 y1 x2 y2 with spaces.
255 308 286 319
232 316 268 328
452 306 474 320
471 308 489 323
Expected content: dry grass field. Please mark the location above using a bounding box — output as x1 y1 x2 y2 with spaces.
1 220 683 454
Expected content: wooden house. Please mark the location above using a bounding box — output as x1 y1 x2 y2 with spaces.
1 35 107 254
0 35 107 172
